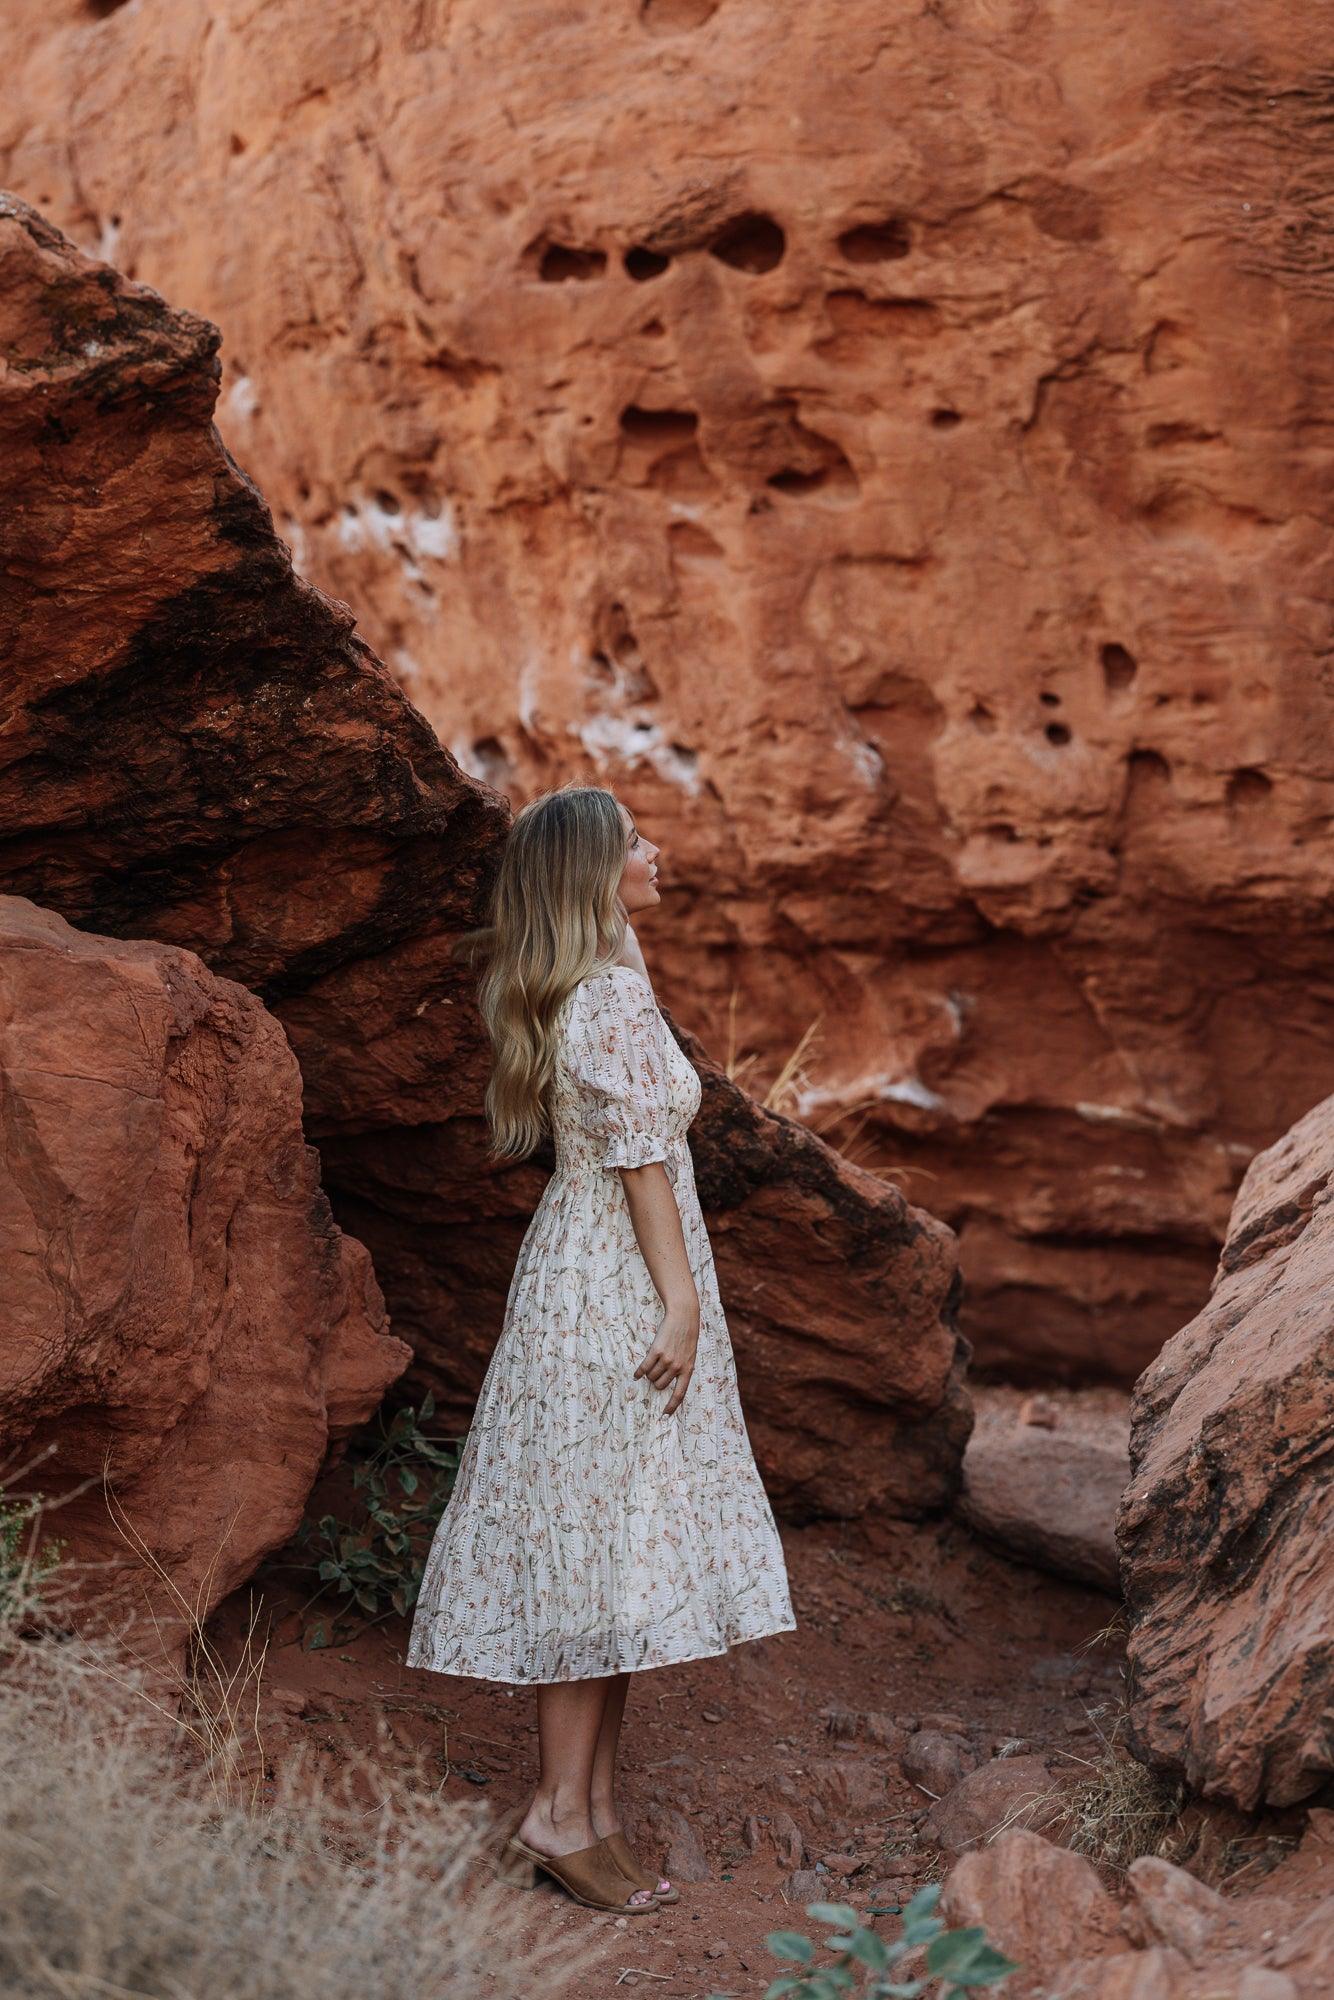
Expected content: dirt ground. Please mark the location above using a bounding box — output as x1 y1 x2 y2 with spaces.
202 1378 1327 1998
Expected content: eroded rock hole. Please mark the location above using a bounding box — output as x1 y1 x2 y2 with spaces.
640 0 721 32
373 489 401 515
625 246 672 281
620 406 699 444
931 408 962 429
650 444 717 497
1039 691 1061 708
816 292 939 366
709 213 786 274
596 601 657 699
1101 642 1138 693
87 0 133 16
533 240 607 282
669 521 724 563
766 434 858 502
470 737 513 789
826 291 937 333
1045 722 1072 746
762 405 859 503
1227 768 1273 809
1128 748 1171 785
969 703 996 733
838 218 911 263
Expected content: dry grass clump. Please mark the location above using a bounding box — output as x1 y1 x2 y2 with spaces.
724 989 826 1117
721 993 940 1192
0 1512 583 2000
991 1697 1186 1882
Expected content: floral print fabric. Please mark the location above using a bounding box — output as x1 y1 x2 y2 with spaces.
406 964 796 1683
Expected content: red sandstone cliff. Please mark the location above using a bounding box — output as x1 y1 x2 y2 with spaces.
4 0 1330 1381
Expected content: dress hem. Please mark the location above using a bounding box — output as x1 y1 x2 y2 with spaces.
404 1612 798 1687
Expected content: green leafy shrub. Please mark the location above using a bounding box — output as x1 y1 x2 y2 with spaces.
283 1396 461 1643
0 1495 64 1622
758 1885 1017 1999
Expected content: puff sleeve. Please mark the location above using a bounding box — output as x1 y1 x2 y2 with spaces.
562 969 677 1170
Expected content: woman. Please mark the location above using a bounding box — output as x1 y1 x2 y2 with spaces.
406 784 795 1913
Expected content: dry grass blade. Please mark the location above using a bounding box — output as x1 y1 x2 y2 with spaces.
95 1465 274 1812
721 997 939 1190
723 996 826 1117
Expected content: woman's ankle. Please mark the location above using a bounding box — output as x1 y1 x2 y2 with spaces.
519 1789 596 1852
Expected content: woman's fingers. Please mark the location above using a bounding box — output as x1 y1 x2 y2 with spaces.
665 1365 693 1415
633 1341 695 1411
635 1344 685 1390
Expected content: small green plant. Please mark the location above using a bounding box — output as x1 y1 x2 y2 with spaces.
283 1396 462 1644
758 1885 1017 1999
0 1495 64 1621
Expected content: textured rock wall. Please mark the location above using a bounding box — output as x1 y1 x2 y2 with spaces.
1118 1093 1334 1811
0 896 409 1648
5 0 1331 1382
0 193 968 1521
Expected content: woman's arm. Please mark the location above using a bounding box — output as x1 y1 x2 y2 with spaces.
620 1161 700 1415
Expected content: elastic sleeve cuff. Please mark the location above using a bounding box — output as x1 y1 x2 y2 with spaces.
603 1132 671 1171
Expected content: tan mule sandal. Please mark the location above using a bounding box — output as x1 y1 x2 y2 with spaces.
498 1833 660 1912
600 1829 679 1905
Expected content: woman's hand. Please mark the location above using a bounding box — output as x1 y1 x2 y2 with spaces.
619 1159 699 1415
635 1293 700 1415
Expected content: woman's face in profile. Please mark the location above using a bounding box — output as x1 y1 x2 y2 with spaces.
617 804 660 914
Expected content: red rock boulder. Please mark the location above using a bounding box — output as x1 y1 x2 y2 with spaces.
0 896 409 1650
959 1387 1130 1593
1118 1094 1334 1808
939 1828 1132 1996
941 1828 1334 2000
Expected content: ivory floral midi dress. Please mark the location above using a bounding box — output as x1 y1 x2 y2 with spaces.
406 963 796 1683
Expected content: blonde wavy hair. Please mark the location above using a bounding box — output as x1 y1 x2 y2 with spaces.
457 784 633 1160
